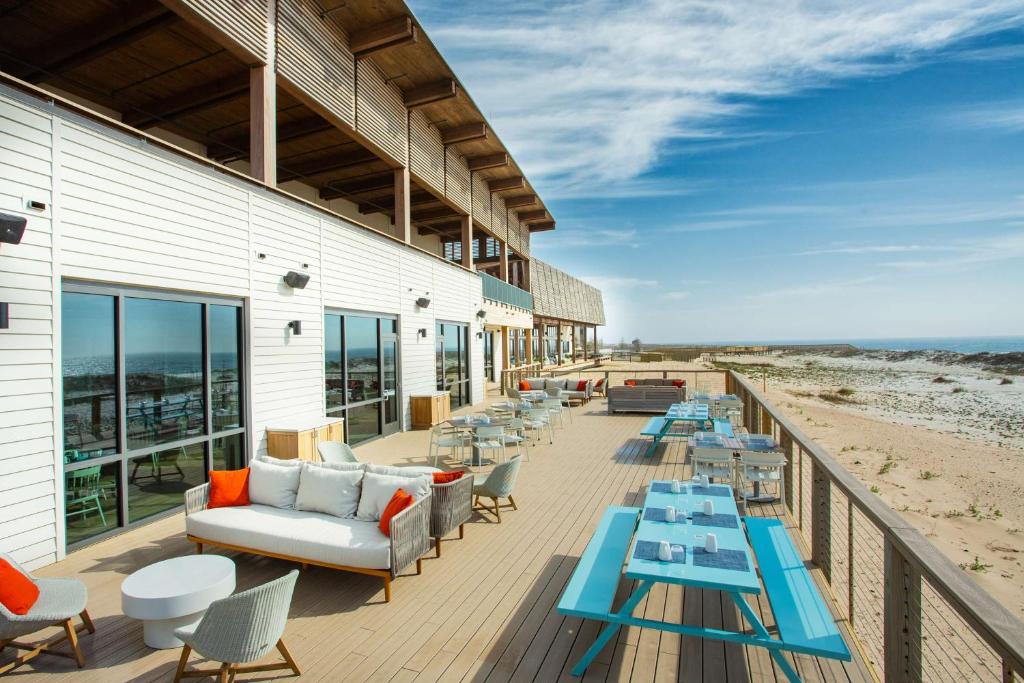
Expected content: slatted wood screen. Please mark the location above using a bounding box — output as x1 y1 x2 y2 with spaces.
409 109 444 195
276 0 355 127
507 213 522 252
471 172 491 229
355 59 408 165
444 146 471 213
520 222 530 256
529 257 605 324
170 0 270 63
491 194 508 242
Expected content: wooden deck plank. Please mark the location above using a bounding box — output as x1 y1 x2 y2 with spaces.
4 398 873 683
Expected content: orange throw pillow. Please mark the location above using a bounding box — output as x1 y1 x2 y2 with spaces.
518 380 531 391
208 468 251 509
624 379 637 386
672 380 685 388
379 488 414 536
594 378 605 388
576 380 588 391
433 471 465 484
0 559 39 615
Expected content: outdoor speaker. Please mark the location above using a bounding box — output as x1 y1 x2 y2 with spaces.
0 212 27 245
283 271 310 289
416 296 431 308
0 303 8 330
288 320 302 335
476 309 486 318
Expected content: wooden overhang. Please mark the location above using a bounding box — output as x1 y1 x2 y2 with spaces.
0 0 555 241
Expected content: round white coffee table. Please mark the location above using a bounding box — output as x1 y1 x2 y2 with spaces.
121 555 235 649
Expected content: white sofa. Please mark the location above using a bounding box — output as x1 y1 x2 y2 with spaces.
523 377 593 404
183 459 432 603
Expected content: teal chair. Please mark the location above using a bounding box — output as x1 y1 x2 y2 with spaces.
472 455 522 523
65 466 107 528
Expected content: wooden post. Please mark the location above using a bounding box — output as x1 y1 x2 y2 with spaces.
249 64 276 184
582 326 588 361
811 460 832 581
884 538 923 683
498 240 509 282
780 431 795 514
460 215 473 269
556 323 563 365
525 328 534 364
394 167 411 243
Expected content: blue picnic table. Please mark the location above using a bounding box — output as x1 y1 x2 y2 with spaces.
640 402 711 456
557 481 850 681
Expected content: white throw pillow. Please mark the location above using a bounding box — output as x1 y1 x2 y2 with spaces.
248 458 302 508
364 463 440 477
256 455 304 467
295 465 363 518
308 461 364 473
356 472 431 521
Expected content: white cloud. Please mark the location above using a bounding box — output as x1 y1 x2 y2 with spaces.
419 0 1024 196
941 100 1024 132
882 230 1024 268
660 291 691 301
796 243 936 256
535 228 640 249
745 276 883 302
578 275 659 290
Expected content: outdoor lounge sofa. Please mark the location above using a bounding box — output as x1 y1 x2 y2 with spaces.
522 377 593 404
183 459 433 602
607 384 685 414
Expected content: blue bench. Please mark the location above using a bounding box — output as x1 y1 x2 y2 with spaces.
743 517 851 661
558 506 640 620
712 418 734 436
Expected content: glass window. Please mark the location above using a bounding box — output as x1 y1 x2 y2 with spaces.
436 322 470 408
62 293 117 460
347 402 380 445
325 314 343 411
346 316 380 402
125 298 204 450
61 285 246 549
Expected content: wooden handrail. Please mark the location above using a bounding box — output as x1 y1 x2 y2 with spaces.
727 369 1024 678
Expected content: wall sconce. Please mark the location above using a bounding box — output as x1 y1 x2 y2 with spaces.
283 271 310 289
0 302 8 330
476 309 486 319
476 331 483 339
287 320 302 335
418 328 428 338
415 296 431 308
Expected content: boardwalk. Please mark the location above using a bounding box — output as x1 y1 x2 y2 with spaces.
8 401 873 682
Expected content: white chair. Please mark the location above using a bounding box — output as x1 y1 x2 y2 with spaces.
317 440 359 464
500 418 529 461
429 425 468 467
691 449 735 487
523 408 554 445
541 398 567 428
471 426 507 465
737 452 787 512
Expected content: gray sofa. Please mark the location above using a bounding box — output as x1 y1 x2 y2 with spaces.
522 377 593 404
607 385 685 414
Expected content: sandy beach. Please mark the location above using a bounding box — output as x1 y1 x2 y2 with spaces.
707 351 1024 616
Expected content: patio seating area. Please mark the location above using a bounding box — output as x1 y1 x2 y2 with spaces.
5 396 871 683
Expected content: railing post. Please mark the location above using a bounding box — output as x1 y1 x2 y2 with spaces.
884 537 923 683
780 431 795 514
811 459 832 581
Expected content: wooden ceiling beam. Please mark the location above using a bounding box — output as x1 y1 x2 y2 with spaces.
358 191 436 214
278 147 380 182
319 172 396 200
123 72 249 128
528 220 557 232
208 116 334 162
441 122 487 145
404 79 457 108
417 220 463 237
488 176 525 193
412 205 461 222
467 152 508 172
505 194 538 209
12 2 177 82
350 15 418 57
518 209 548 221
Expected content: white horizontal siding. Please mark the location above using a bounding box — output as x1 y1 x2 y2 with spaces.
0 96 57 569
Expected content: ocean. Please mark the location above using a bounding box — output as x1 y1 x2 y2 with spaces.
678 337 1024 354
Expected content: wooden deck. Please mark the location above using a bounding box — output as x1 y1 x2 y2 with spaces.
7 401 874 682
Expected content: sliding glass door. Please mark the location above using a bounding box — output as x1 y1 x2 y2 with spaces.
61 284 245 549
324 313 400 445
436 322 470 408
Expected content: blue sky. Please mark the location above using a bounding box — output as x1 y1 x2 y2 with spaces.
413 1 1024 343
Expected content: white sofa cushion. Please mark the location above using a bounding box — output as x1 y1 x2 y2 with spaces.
295 465 363 518
255 455 303 467
248 458 301 508
186 504 390 569
356 471 431 521
364 463 440 477
308 461 364 473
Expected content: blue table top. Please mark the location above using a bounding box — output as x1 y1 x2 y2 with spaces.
665 402 709 421
738 433 778 452
626 480 761 593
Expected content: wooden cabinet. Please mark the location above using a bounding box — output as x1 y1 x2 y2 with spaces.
266 418 345 461
410 392 451 429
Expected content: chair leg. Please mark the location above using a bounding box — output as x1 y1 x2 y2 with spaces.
174 645 192 683
196 542 203 554
416 558 423 575
80 609 96 634
63 619 84 668
435 537 442 558
217 663 231 683
507 495 518 511
459 523 465 539
277 639 301 676
493 497 501 523
383 576 392 603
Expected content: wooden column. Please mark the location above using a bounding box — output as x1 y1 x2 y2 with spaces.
884 538 923 683
498 240 509 282
525 328 534 364
556 323 563 365
460 215 473 269
394 167 411 243
811 460 832 581
249 64 276 185
582 326 588 361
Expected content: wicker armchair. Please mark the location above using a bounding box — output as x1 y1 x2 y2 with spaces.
0 552 95 674
429 474 474 557
472 455 522 523
173 570 300 683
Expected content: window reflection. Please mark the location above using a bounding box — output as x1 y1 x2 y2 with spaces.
62 293 117 459
210 305 242 431
325 314 343 411
212 433 245 471
125 298 204 450
64 462 119 546
346 316 380 402
127 443 205 523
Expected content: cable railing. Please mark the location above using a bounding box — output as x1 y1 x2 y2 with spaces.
725 369 1024 682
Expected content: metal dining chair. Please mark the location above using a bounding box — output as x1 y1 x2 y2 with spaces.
500 418 529 461
471 426 507 466
428 425 468 468
736 451 787 513
523 408 554 445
